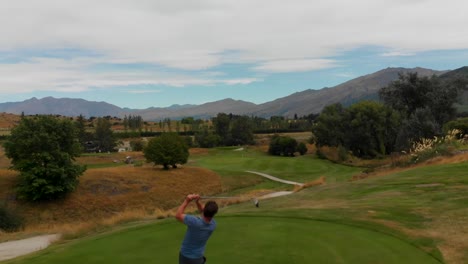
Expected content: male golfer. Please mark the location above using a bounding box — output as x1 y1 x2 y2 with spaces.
176 194 218 264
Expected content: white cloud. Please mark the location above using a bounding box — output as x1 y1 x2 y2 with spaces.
0 57 260 94
253 59 338 73
0 0 467 95
2 0 467 65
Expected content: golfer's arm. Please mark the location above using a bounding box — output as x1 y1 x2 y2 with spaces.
176 199 190 223
195 200 204 214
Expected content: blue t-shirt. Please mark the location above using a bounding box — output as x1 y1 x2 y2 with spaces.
180 215 217 259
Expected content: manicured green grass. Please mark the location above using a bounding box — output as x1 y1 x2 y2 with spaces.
192 147 362 184
220 161 468 262
3 217 441 264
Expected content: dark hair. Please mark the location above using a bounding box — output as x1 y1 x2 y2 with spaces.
203 201 218 218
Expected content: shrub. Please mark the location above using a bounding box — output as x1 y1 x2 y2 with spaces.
409 129 464 164
0 203 24 232
268 135 297 156
297 142 308 155
130 139 146 151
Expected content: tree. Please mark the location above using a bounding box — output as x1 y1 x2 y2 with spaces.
312 103 348 147
346 101 401 157
213 113 231 145
380 72 459 136
268 135 298 157
94 117 117 152
3 115 86 201
312 101 401 158
230 116 254 145
395 108 439 150
195 127 221 148
75 114 93 149
143 133 189 169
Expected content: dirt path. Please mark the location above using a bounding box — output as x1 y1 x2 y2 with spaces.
0 234 60 261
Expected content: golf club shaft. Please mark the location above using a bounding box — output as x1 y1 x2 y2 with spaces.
200 196 237 199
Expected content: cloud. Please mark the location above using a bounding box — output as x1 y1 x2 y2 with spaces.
380 51 415 57
0 57 260 94
125 89 162 94
253 59 338 73
0 0 467 96
1 0 467 69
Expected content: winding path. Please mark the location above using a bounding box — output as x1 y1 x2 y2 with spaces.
245 171 304 199
0 234 60 261
245 170 304 186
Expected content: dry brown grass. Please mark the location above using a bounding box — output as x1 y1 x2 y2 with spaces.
0 113 20 129
75 151 146 165
0 147 12 169
0 166 223 237
293 176 326 192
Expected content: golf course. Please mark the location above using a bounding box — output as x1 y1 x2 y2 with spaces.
2 143 467 263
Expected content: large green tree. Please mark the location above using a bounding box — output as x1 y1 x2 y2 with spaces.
143 133 189 169
312 103 348 148
380 73 459 137
3 115 86 201
230 116 255 145
346 101 401 157
312 102 401 158
213 113 232 145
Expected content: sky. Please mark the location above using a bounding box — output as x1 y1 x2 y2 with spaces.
1 0 468 109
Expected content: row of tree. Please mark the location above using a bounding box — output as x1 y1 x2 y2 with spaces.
312 73 467 158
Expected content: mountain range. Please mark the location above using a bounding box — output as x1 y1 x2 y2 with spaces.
0 66 467 120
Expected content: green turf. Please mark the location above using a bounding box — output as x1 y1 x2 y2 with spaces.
192 147 362 184
3 217 441 264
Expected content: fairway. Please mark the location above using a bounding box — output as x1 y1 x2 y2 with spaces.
4 217 441 264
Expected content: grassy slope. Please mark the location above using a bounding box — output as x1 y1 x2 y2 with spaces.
192 146 361 194
3 217 441 264
1 146 467 263
220 160 468 263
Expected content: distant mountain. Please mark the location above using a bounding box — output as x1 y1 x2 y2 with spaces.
439 66 468 112
133 98 257 120
0 97 122 117
0 66 466 120
250 67 445 117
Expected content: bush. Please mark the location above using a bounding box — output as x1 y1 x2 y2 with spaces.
268 135 297 156
0 204 24 232
297 142 308 155
130 139 146 151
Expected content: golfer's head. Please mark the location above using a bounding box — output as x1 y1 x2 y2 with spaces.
203 201 218 218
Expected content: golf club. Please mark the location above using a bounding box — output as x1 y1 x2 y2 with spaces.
200 196 237 199
200 196 260 207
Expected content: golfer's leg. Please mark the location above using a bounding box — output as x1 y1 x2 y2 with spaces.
179 252 204 264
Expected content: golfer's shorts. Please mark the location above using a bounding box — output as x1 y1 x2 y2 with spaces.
179 252 206 264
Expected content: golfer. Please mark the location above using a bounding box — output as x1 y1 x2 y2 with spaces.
176 194 218 264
